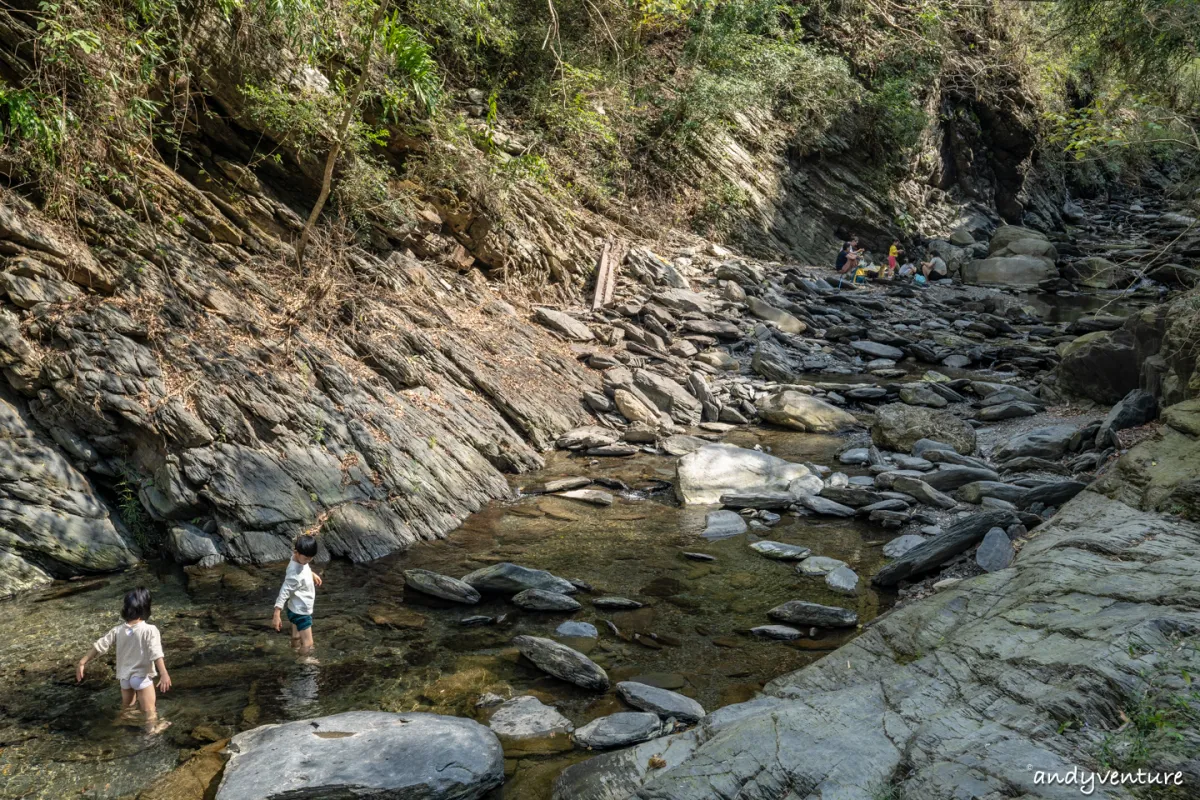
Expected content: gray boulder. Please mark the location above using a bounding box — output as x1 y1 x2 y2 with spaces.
488 696 574 754
892 476 957 509
796 556 847 576
975 527 1014 572
767 600 858 627
1096 389 1158 446
513 635 610 691
512 588 582 612
956 481 1028 505
703 509 748 539
535 308 594 341
871 404 976 455
795 495 856 517
215 711 503 800
993 425 1078 462
574 712 664 750
749 540 812 560
747 296 806 334
759 390 857 433
617 682 705 724
463 563 577 596
873 510 1017 586
168 523 223 566
675 444 822 505
882 534 927 558
962 255 1057 287
922 465 1001 492
404 569 481 604
825 566 859 595
851 341 904 360
752 625 804 640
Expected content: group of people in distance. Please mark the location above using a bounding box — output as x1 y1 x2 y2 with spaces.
835 236 947 285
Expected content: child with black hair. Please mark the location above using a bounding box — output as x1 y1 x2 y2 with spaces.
272 534 323 658
76 587 172 733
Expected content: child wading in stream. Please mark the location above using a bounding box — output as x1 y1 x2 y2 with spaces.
272 534 323 661
76 587 173 734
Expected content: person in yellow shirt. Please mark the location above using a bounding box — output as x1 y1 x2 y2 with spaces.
885 239 903 280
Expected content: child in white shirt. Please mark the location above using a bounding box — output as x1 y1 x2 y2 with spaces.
272 534 323 657
77 587 172 733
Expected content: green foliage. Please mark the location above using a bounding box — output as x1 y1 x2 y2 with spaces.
859 78 928 166
1053 0 1200 87
0 86 64 162
115 468 159 553
378 13 442 117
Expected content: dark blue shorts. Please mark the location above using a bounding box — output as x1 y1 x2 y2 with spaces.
286 608 313 632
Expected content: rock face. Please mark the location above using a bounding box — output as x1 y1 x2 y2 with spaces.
617 682 705 724
463 563 577 595
758 390 857 433
674 444 822 505
513 635 610 690
216 711 503 800
554 493 1200 800
0 397 136 595
871 404 976 455
0 190 596 578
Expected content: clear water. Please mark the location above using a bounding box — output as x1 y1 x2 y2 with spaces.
1016 291 1154 324
0 430 893 800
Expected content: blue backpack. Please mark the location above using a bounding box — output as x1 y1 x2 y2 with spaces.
914 274 927 286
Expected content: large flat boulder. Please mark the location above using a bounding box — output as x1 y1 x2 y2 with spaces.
513 635 610 691
462 563 577 595
216 711 503 800
747 296 806 334
675 444 822 505
870 403 976 455
759 390 857 433
534 307 594 341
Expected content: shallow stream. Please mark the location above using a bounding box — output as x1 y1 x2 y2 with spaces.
0 428 892 799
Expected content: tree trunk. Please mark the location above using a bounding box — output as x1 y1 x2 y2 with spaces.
294 0 389 266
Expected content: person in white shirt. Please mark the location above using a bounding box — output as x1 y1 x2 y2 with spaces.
272 534 323 657
77 587 173 733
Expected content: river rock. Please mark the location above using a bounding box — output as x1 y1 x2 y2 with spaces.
557 621 598 638
654 289 714 315
702 509 748 539
488 696 574 753
404 569 481 604
993 425 1078 462
574 713 663 750
871 404 976 455
1018 480 1088 510
752 625 804 640
747 296 806 334
898 384 948 408
535 308 595 341
215 711 503 800
796 556 847 576
634 369 702 426
614 389 661 426
593 596 643 610
759 390 857 433
873 509 1017 586
824 566 859 595
675 444 822 505
767 600 858 627
975 527 1014 572
851 341 904 360
838 448 870 465
168 523 223 566
882 534 927 558
513 635 609 690
1096 389 1158 446
795 495 856 517
617 682 705 724
976 402 1040 421
512 588 583 612
921 465 1001 492
749 540 812 560
891 476 957 509
558 426 620 449
557 489 614 506
820 486 884 507
463 563 577 595
956 481 1028 505
962 255 1057 287
1052 329 1139 404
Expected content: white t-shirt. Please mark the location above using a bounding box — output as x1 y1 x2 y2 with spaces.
92 621 164 680
275 558 316 615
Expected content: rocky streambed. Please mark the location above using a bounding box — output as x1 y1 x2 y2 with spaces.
3 198 1200 800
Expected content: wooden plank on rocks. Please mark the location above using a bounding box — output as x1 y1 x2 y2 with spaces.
592 238 623 311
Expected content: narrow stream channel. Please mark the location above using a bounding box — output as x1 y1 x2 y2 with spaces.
0 429 892 799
